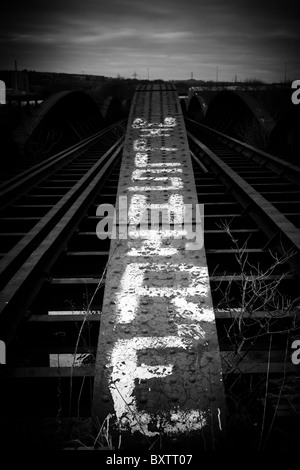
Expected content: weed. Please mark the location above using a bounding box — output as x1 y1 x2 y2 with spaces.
215 222 300 448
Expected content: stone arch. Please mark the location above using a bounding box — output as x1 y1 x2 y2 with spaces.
121 98 131 116
13 90 104 159
187 95 209 121
204 90 275 149
100 96 124 124
268 105 300 164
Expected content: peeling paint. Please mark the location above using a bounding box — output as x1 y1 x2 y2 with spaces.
133 139 150 152
115 262 211 326
132 168 183 181
132 117 177 129
135 153 182 168
108 336 207 435
128 178 184 191
128 193 184 229
140 129 171 137
133 140 178 155
94 89 225 443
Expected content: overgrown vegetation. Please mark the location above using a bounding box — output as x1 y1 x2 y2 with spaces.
214 222 300 449
56 221 300 451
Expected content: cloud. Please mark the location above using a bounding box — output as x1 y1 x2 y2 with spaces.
0 0 299 80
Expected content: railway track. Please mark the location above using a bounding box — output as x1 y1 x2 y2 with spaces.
0 120 126 288
1 91 300 450
0 120 126 448
186 118 300 447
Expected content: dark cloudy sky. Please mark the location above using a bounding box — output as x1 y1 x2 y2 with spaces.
0 0 299 82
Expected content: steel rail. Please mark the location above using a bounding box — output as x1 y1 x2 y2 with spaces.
0 135 124 289
0 139 124 343
187 131 300 277
0 119 127 209
185 117 300 186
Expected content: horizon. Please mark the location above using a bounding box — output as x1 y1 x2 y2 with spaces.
0 68 291 86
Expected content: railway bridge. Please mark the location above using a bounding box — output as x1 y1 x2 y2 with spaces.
0 83 300 451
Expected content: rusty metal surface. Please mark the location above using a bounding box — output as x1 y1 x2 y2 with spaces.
93 84 226 448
